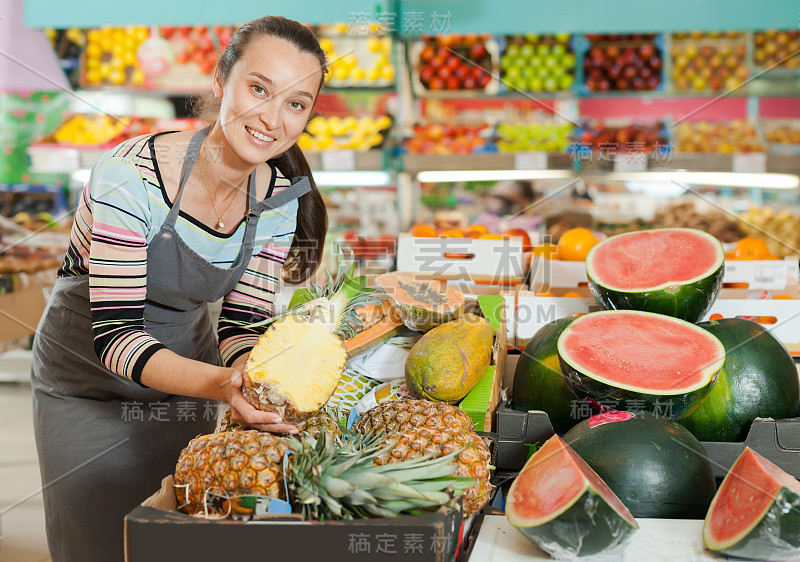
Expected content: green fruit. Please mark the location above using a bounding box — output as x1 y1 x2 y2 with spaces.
513 318 588 433
679 318 800 441
565 412 717 519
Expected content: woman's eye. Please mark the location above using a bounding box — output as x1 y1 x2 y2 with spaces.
251 84 266 95
290 101 306 111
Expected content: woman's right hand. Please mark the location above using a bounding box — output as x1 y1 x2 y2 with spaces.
222 365 300 434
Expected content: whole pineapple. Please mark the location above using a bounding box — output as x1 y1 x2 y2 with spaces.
242 248 382 424
374 428 492 516
353 399 474 434
175 429 476 520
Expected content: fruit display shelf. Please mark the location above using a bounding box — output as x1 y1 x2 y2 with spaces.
753 29 800 74
410 35 500 97
498 34 578 94
580 34 664 94
669 31 749 93
317 29 395 88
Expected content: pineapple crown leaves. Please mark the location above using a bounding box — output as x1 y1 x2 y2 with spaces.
284 429 475 521
238 246 384 339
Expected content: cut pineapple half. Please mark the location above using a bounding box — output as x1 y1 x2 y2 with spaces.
243 315 347 423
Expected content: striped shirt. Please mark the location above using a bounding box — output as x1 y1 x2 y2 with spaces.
58 132 298 384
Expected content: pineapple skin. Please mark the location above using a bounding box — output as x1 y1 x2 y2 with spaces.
218 408 341 441
376 428 493 515
353 399 474 435
174 431 290 515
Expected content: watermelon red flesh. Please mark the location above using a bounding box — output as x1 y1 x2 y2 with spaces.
506 435 638 557
586 228 724 323
557 311 724 421
704 448 800 558
588 229 722 291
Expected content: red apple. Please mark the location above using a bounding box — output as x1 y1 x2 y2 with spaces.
438 66 453 80
445 55 460 69
420 45 435 63
429 76 445 90
446 76 460 90
639 44 655 59
469 43 487 60
419 65 434 83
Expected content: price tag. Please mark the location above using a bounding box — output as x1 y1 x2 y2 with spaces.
320 150 356 171
732 153 767 174
514 151 548 170
613 155 648 172
754 263 790 290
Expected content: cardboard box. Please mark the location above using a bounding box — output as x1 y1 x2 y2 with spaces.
396 234 524 285
491 402 800 480
126 476 470 562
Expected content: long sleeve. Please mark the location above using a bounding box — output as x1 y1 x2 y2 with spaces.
217 204 298 367
87 156 167 384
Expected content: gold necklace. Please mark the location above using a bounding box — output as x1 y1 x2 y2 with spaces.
197 160 243 230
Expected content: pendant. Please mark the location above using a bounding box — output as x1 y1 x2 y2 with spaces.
217 220 224 229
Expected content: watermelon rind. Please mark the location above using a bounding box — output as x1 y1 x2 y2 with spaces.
564 412 717 519
703 448 800 559
506 436 638 557
512 318 590 433
586 228 724 323
679 317 800 442
557 310 725 420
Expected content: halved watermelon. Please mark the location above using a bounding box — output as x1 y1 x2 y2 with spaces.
375 272 465 332
564 411 717 519
506 434 639 557
557 310 725 419
704 447 800 559
512 318 591 433
586 228 724 322
679 318 800 442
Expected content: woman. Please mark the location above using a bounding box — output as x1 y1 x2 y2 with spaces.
31 16 328 562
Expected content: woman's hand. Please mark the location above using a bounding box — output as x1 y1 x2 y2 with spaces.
223 365 299 434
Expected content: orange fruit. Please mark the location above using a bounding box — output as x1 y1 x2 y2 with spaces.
504 228 533 252
774 294 793 300
465 224 489 235
557 228 599 261
479 233 505 240
409 224 436 237
439 228 466 238
464 228 484 239
562 291 583 298
764 254 781 260
531 243 559 259
709 313 725 320
731 237 770 260
535 291 556 297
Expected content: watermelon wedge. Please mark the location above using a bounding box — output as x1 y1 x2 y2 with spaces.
704 447 800 559
586 228 724 322
557 310 725 419
506 434 639 557
564 411 717 519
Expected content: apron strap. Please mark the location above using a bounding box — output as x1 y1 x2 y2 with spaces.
245 176 311 223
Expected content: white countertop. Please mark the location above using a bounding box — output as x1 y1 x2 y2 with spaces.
471 515 800 562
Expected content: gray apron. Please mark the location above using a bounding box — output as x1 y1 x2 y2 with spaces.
30 125 310 562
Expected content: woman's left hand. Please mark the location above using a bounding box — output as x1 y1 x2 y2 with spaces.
224 365 300 434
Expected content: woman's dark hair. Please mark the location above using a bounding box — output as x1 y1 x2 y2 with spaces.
194 16 329 284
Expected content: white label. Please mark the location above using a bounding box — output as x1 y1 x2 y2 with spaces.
321 150 356 171
28 147 80 173
732 153 767 174
514 151 548 170
614 154 648 172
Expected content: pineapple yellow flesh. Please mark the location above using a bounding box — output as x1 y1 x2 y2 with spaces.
243 315 347 423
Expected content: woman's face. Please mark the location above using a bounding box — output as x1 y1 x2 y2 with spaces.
213 35 322 166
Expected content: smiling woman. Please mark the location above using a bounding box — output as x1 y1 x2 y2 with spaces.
30 16 331 562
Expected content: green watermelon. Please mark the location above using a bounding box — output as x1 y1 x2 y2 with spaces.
679 318 800 442
704 447 800 559
557 310 725 420
564 411 717 519
506 434 639 557
586 228 724 323
512 318 590 433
